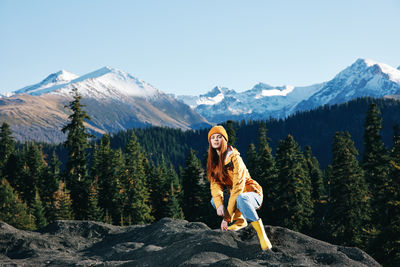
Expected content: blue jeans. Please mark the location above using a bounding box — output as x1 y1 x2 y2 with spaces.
211 192 262 222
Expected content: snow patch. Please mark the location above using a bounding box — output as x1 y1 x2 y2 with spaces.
260 85 294 97
352 58 400 83
196 93 225 105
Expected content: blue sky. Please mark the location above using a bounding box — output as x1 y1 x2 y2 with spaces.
0 0 399 95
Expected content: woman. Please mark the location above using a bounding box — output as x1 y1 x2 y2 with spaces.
207 125 272 251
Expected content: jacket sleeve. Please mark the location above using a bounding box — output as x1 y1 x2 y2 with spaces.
210 178 224 209
225 155 246 222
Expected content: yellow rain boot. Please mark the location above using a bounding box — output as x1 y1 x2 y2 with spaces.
227 210 248 231
251 218 272 251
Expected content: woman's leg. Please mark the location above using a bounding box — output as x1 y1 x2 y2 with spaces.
236 192 262 222
237 192 272 249
211 193 247 231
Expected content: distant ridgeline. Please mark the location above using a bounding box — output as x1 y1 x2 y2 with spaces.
32 96 400 169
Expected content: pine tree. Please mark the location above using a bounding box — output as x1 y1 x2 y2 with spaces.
250 122 271 180
362 103 390 228
121 132 153 224
3 152 24 195
42 151 61 223
52 181 74 220
246 143 258 177
372 125 400 266
61 88 93 219
86 182 103 222
0 122 14 177
225 120 237 146
324 165 333 201
91 134 122 224
182 149 207 222
327 132 370 248
164 191 184 219
0 179 35 230
150 157 169 220
257 122 268 149
304 146 326 233
274 134 313 232
26 143 48 205
164 164 184 219
31 189 48 229
321 164 334 240
16 142 45 207
304 146 325 203
255 124 278 225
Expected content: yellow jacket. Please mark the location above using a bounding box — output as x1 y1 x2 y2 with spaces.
210 146 263 222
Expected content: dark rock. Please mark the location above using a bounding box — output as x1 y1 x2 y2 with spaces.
0 218 380 266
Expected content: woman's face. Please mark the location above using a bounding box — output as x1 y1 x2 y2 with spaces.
210 134 224 149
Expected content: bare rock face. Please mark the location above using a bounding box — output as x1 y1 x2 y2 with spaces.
0 218 380 266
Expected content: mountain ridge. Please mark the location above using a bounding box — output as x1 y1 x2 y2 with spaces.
2 58 399 142
10 66 162 99
176 58 400 123
0 67 210 143
294 58 400 112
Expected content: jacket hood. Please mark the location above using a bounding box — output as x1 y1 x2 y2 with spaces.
224 146 239 164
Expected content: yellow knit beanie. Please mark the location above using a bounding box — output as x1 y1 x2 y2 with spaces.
208 125 228 143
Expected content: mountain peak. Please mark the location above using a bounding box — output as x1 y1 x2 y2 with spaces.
74 66 115 81
350 58 380 72
96 65 116 74
397 65 400 71
293 58 400 113
337 58 400 83
251 82 274 91
208 86 223 95
40 70 78 85
13 70 78 95
202 86 234 98
354 58 376 66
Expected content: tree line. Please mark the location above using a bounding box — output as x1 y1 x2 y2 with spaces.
99 97 400 169
0 90 399 266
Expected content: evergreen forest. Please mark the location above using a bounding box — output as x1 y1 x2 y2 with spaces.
1 91 400 266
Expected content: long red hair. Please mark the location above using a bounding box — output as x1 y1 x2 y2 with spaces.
206 137 228 183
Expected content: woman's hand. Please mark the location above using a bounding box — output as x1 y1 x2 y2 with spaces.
216 205 225 217
220 219 228 231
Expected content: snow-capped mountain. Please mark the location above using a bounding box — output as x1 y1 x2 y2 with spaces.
14 70 79 96
177 59 400 123
0 67 210 143
2 58 399 142
10 67 162 100
294 59 400 112
176 82 324 122
177 86 237 109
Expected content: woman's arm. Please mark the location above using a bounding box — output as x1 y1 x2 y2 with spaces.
225 155 246 222
210 179 224 210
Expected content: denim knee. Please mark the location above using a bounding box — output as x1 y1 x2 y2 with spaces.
236 194 250 210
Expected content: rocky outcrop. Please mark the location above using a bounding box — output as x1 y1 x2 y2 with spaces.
0 218 380 266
